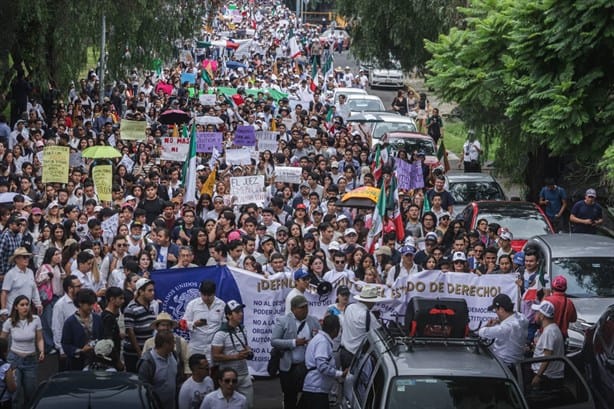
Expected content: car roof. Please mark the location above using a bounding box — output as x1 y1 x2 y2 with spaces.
527 234 614 258
334 87 367 95
446 172 496 183
374 113 416 123
388 132 434 141
472 200 540 213
346 94 383 101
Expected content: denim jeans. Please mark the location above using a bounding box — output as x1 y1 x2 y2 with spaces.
41 296 59 352
8 351 38 409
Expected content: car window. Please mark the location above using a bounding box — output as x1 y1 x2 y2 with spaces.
449 182 505 204
354 353 377 403
389 138 435 155
551 257 614 297
348 100 385 112
386 376 524 409
365 366 385 409
476 211 551 238
518 358 592 409
372 122 418 139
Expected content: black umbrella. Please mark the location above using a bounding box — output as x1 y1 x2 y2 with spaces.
159 109 191 125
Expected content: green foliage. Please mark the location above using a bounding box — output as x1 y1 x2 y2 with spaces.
598 143 614 187
337 0 466 71
425 0 614 183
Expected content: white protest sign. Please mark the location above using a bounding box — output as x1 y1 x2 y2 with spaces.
305 128 317 139
256 131 278 152
119 154 134 173
160 137 190 162
230 175 266 206
225 149 252 166
199 94 217 106
281 118 294 130
274 166 302 184
209 147 221 168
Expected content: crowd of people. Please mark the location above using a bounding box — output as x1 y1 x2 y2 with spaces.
0 0 603 408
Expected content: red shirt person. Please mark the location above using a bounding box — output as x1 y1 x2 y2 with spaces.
545 276 577 338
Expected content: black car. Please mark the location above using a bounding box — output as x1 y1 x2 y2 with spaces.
583 304 614 409
30 371 160 409
445 172 507 215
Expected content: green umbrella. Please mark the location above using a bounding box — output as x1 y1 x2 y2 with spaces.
82 146 122 159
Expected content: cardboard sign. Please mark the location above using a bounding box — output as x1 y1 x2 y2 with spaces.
230 175 266 206
92 165 113 201
234 126 256 147
274 166 302 184
42 146 70 184
180 72 196 85
160 137 191 162
257 131 278 152
199 94 217 106
119 154 135 173
196 132 223 153
225 149 252 166
69 152 83 168
120 119 147 140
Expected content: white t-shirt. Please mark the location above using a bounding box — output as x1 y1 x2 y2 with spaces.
531 323 565 378
463 140 481 161
178 376 215 409
2 316 42 355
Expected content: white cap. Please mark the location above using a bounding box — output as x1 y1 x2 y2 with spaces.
452 251 467 262
344 228 357 236
531 300 555 318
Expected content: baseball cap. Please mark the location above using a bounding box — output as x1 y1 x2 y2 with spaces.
228 230 242 242
260 234 275 245
531 300 555 318
344 228 357 236
552 276 567 292
295 203 307 210
513 251 525 265
375 246 391 256
135 278 154 292
224 300 246 314
277 226 289 234
130 221 143 229
399 245 416 256
256 223 267 231
500 231 513 241
425 232 438 242
452 251 467 262
31 207 43 216
328 241 340 252
196 165 206 171
294 268 310 281
336 214 348 223
487 294 514 311
290 295 309 309
331 161 339 169
337 285 351 296
585 188 597 198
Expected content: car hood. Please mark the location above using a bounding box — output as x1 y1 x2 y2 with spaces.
372 68 402 76
571 298 614 325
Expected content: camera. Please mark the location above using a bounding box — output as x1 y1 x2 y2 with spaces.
246 351 255 360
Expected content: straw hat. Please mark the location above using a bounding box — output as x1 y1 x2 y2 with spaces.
353 285 392 303
9 247 32 264
151 312 178 329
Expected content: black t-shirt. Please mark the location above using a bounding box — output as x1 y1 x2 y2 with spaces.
139 197 164 225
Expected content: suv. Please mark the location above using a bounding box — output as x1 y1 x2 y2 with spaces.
343 297 594 409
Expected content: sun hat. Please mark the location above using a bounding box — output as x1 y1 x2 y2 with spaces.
353 285 391 303
151 311 178 329
9 247 32 264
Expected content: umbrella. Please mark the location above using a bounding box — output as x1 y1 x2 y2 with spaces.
0 192 18 204
226 61 248 70
342 186 381 203
159 109 191 125
82 146 122 159
346 113 384 123
335 197 377 209
195 116 225 125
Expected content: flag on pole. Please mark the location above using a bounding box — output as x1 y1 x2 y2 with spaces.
182 124 197 204
372 144 383 183
201 69 212 86
367 183 387 253
323 52 334 80
310 58 318 92
389 175 405 243
437 140 450 172
288 30 302 59
422 193 431 214
201 167 217 197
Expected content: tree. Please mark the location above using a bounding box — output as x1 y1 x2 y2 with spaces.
425 0 614 198
336 0 466 70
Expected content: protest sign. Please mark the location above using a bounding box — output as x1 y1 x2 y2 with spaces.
196 132 223 153
180 72 196 84
225 149 251 166
230 175 266 206
69 152 83 168
274 166 302 184
198 94 217 106
411 162 425 189
160 137 191 161
119 154 134 173
42 146 70 184
152 267 518 377
120 119 146 140
281 118 294 130
208 147 221 168
92 165 113 201
256 131 278 152
395 158 412 190
305 128 317 139
234 125 256 147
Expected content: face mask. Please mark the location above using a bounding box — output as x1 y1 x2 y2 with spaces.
131 234 142 240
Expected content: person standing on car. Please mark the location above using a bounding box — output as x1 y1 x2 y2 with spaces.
460 130 482 173
569 188 603 234
271 295 321 409
299 315 346 408
539 178 568 232
544 276 577 340
478 294 528 368
530 300 565 388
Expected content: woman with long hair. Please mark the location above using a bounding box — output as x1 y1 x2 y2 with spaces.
33 223 52 268
45 202 62 225
136 250 153 278
61 240 80 274
63 219 80 242
27 209 46 242
308 255 326 285
196 194 213 221
189 227 210 267
354 253 376 281
347 247 366 274
36 247 65 353
0 295 44 408
50 223 66 250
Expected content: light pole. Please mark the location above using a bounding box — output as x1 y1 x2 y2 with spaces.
99 14 106 103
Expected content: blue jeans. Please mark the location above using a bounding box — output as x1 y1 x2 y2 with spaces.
41 296 59 352
8 351 38 409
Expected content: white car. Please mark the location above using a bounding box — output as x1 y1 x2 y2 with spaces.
346 94 385 115
331 87 368 104
369 62 404 88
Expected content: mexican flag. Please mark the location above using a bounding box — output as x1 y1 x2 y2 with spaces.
182 124 197 204
372 144 383 183
310 57 318 92
323 52 334 80
389 176 405 243
437 140 451 172
288 30 302 59
367 183 387 253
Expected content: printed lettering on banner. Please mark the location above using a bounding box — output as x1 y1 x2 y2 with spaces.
274 166 302 184
256 131 278 152
120 119 147 140
234 125 256 147
196 132 223 153
42 146 70 184
198 94 217 106
160 137 190 161
395 158 412 190
230 175 266 206
225 149 251 166
92 165 113 201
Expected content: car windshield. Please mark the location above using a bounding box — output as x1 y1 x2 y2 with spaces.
449 182 505 204
389 138 435 155
551 257 614 298
372 122 418 139
387 376 525 409
477 211 551 238
348 99 384 112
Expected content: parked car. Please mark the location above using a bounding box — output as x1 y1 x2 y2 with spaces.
350 112 418 146
330 87 368 105
30 371 161 409
525 234 614 354
368 61 404 88
343 297 594 409
385 132 441 169
346 94 386 115
445 172 507 215
583 304 614 409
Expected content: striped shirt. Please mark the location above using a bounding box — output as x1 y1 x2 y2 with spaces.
123 299 155 357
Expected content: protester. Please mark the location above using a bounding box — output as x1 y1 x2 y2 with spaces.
178 353 215 409
138 331 178 409
142 311 189 382
544 276 577 339
123 278 156 372
200 367 247 409
61 288 103 370
530 300 565 388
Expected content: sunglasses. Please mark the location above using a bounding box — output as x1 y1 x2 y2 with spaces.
222 378 238 384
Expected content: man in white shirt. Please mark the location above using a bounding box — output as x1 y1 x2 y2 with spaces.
200 368 247 409
386 245 422 287
461 130 482 172
182 280 226 364
478 294 528 367
285 269 310 313
323 253 354 284
530 300 565 387
52 275 80 362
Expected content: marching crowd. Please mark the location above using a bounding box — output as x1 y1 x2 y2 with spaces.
0 0 604 408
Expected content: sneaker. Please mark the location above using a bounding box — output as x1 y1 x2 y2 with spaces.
47 348 58 355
